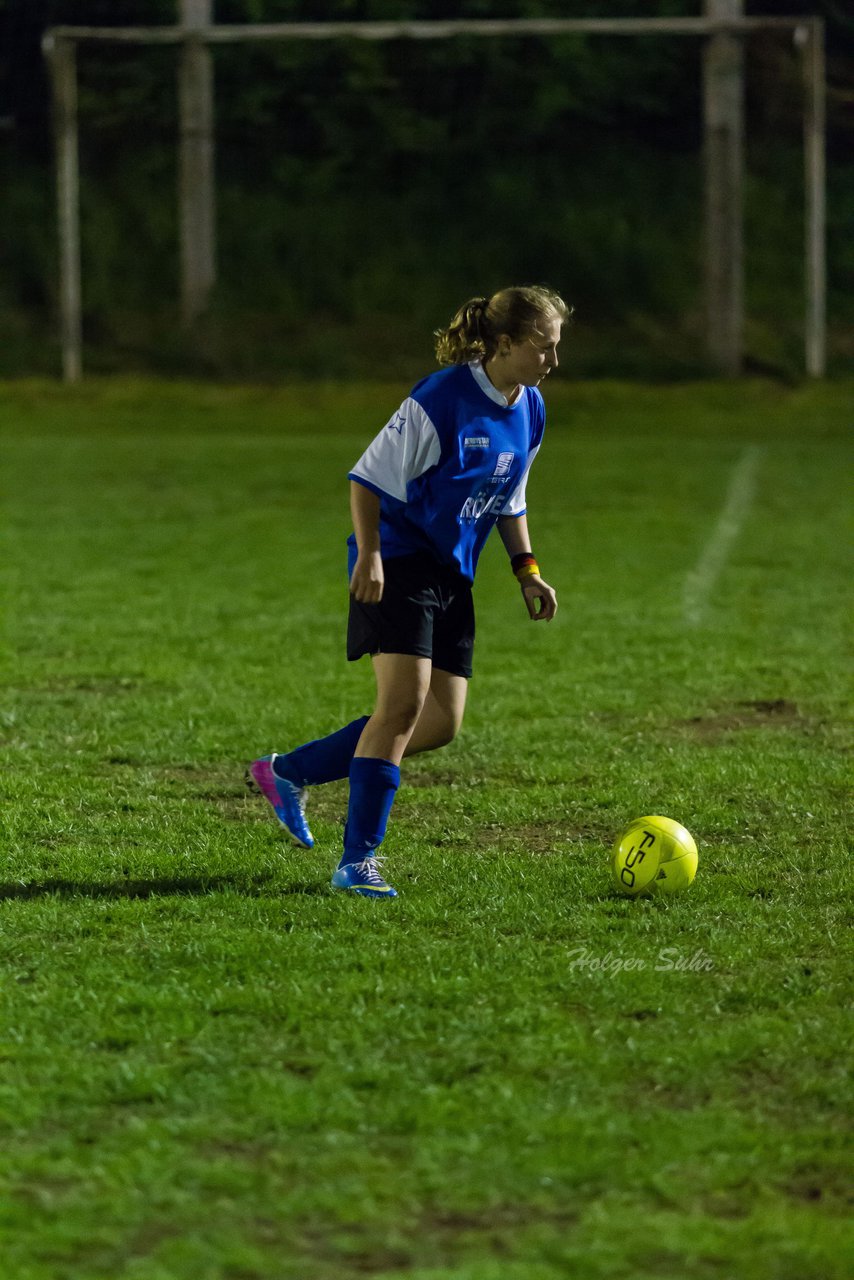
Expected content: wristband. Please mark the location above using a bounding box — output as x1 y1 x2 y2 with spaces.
511 552 538 575
512 552 541 580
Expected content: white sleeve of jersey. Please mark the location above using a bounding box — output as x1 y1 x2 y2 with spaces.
503 444 541 515
349 397 441 502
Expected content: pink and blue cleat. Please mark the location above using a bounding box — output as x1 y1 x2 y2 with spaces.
245 754 314 848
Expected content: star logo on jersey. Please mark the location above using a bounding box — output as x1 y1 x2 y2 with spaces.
386 411 406 434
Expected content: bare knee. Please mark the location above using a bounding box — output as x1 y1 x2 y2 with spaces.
373 701 423 738
405 708 463 757
429 715 461 750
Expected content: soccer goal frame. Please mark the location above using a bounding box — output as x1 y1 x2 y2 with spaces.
42 14 826 382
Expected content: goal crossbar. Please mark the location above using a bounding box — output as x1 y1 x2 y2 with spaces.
41 16 826 382
43 17 821 45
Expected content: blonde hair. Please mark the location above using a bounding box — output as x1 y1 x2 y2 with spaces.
434 285 572 366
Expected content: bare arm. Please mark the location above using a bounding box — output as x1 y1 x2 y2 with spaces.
497 513 558 622
497 511 533 560
349 480 384 602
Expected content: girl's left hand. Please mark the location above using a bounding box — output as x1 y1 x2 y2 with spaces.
520 575 558 621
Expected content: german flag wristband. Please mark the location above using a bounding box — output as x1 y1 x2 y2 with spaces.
511 552 540 580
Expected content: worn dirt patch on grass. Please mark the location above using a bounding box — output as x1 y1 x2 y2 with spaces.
677 699 809 741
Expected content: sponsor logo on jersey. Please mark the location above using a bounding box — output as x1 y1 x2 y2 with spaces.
493 451 515 476
459 490 509 522
464 436 490 449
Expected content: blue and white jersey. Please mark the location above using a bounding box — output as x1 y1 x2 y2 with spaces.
348 361 545 582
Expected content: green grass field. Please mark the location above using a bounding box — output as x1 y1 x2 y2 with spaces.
1 376 851 1280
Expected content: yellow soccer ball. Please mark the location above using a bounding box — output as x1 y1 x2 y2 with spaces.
611 816 698 897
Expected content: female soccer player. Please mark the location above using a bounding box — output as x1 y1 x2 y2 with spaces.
248 284 569 897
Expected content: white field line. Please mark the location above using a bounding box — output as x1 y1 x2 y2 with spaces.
683 445 763 626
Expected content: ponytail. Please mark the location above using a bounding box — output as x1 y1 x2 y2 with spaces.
434 286 571 366
434 296 492 365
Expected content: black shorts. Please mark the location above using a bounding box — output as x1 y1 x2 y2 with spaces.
347 552 475 679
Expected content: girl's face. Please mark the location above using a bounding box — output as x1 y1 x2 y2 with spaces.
498 315 562 388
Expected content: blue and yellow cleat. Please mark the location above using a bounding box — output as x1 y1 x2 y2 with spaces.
331 857 398 898
245 754 314 848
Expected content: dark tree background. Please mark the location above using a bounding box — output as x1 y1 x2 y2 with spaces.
1 0 851 378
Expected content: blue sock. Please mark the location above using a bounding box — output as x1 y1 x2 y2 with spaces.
340 757 400 867
272 716 369 787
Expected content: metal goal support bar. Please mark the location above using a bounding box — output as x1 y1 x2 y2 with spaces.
43 17 822 42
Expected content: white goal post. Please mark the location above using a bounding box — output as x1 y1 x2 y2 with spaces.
42 14 826 382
